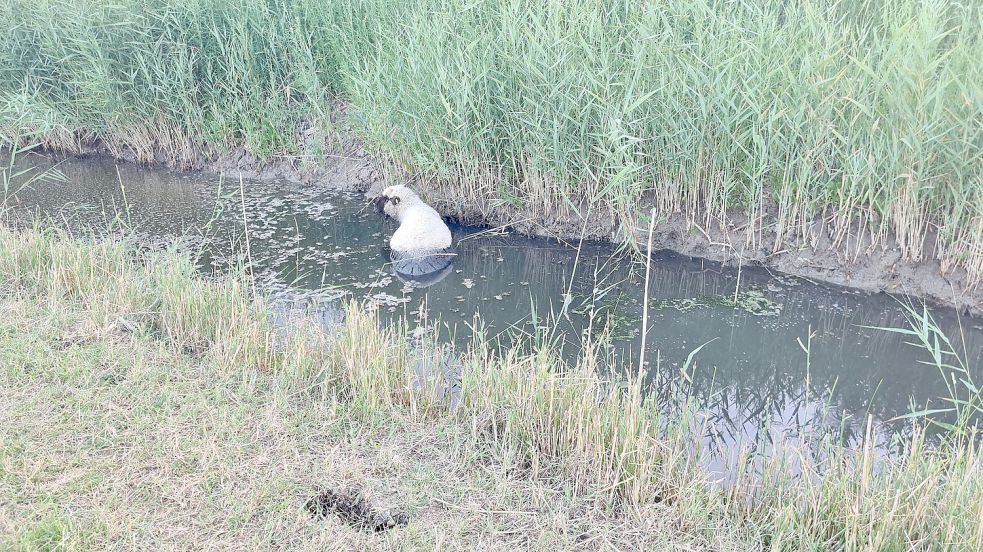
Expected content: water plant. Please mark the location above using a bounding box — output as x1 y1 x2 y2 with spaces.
871 303 983 440
1 135 66 205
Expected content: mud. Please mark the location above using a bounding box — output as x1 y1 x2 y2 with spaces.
628 207 983 317
43 107 983 317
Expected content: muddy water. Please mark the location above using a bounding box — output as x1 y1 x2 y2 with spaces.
7 153 983 467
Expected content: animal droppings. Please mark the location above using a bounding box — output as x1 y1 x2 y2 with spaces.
306 488 409 533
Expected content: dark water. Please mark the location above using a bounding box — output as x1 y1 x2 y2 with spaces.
6 153 982 470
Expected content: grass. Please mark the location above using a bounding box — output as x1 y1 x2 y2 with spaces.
0 225 981 550
1 0 981 284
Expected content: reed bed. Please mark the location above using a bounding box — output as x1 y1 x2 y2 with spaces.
0 226 980 549
1 0 981 283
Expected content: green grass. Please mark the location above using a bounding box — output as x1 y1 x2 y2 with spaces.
0 225 980 550
1 0 981 284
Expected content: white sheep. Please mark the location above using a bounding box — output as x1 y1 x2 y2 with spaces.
373 185 455 282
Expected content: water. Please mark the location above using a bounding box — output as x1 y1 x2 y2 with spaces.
7 153 982 468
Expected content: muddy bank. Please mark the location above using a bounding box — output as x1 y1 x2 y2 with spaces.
631 210 983 318
31 119 983 318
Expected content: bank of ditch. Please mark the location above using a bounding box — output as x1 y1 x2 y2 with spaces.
1 225 982 549
2 0 981 314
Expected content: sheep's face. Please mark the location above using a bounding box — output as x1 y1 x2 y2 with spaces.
372 185 418 220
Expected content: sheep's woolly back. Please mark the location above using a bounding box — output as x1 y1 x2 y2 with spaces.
379 186 453 252
390 208 452 251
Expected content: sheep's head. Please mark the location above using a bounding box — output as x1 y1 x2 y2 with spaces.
372 185 419 220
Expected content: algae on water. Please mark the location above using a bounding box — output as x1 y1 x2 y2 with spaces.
652 288 783 316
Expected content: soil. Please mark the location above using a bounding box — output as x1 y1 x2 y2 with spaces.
49 108 983 317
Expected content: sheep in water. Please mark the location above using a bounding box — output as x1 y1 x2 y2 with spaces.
372 185 456 285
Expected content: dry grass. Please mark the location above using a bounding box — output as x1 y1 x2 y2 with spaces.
0 298 723 550
1 226 981 551
0 228 739 550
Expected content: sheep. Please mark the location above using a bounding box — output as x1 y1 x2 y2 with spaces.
372 185 455 283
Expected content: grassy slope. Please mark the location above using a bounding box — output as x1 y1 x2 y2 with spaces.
0 226 980 550
1 0 981 281
1 300 719 550
0 229 719 550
